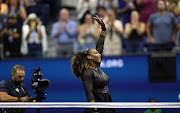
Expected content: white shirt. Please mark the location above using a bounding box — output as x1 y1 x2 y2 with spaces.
103 19 123 56
21 24 48 55
76 0 98 20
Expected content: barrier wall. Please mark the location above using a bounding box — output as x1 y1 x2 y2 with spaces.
0 54 179 102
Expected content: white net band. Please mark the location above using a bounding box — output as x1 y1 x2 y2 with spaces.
0 102 179 108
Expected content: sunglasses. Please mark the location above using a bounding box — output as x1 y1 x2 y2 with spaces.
17 76 24 78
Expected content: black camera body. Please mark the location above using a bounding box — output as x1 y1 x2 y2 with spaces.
32 67 50 102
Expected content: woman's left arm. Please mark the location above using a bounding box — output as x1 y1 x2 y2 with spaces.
136 22 145 35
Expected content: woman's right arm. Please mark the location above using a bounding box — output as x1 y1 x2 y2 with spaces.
82 69 95 102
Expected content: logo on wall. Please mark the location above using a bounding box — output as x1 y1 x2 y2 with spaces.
100 59 124 68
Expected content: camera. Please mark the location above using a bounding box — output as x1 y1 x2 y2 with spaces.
32 66 50 102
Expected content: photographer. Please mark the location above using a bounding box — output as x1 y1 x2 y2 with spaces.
0 64 33 113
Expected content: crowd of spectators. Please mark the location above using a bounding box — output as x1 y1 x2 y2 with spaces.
0 0 59 59
0 0 180 59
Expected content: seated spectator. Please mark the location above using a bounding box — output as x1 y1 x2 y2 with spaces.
118 0 137 27
1 13 21 58
103 10 123 56
21 13 47 58
125 10 145 53
76 0 98 24
144 98 162 113
77 13 100 51
98 0 119 12
147 0 177 52
6 0 27 27
136 0 156 23
25 0 49 26
51 8 77 58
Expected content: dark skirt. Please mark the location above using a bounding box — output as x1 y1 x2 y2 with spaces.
84 92 115 113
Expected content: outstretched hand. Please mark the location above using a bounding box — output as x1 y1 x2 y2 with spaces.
93 15 105 27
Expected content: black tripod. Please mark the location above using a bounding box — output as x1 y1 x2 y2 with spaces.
35 91 46 113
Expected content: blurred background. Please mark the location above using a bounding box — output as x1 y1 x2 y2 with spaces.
0 0 180 106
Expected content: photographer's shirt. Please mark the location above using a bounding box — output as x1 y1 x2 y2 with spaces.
0 79 30 98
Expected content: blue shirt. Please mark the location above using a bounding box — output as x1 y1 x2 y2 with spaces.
51 19 77 44
148 12 177 44
0 79 29 97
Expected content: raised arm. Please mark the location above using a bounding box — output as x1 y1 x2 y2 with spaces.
93 15 106 55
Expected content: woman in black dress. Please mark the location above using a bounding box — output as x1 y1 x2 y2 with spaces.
71 15 115 113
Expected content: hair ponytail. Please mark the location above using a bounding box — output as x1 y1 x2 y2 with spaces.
70 51 90 79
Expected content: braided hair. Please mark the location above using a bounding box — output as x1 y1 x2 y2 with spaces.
70 49 91 79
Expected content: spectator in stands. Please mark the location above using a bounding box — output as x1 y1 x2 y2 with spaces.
136 0 156 23
0 0 8 59
97 6 107 20
1 13 21 58
25 0 49 25
166 0 179 17
0 0 8 15
51 8 77 58
144 98 162 113
125 10 145 53
103 10 123 56
96 6 108 27
77 13 100 51
147 0 177 52
118 0 137 26
21 13 47 58
166 0 180 51
6 0 27 27
76 0 98 24
98 0 119 12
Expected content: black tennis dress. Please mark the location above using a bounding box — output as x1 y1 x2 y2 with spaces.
82 35 115 113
